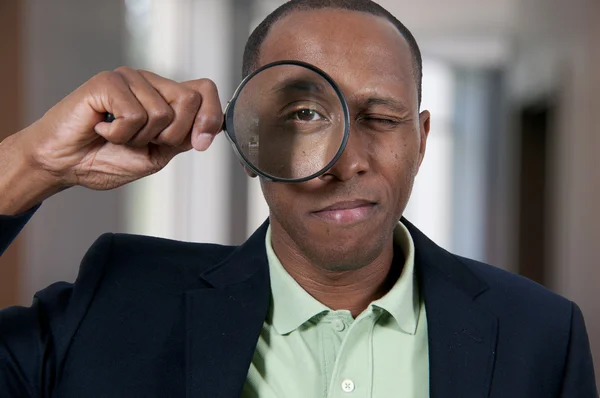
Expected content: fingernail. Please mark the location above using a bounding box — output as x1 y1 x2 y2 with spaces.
194 133 214 151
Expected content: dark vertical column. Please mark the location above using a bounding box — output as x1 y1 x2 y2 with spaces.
517 102 551 285
0 1 23 309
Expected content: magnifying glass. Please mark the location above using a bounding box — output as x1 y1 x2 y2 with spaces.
106 60 350 182
223 60 350 182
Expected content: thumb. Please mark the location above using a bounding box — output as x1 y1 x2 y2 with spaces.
181 79 224 152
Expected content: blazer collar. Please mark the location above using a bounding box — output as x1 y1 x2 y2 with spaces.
403 218 498 398
186 221 271 398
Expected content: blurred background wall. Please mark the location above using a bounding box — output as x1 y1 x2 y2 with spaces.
1 0 598 382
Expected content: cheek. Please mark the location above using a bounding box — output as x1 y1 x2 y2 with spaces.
375 130 421 175
260 179 304 213
372 132 421 203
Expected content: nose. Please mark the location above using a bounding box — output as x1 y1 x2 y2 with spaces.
320 126 369 182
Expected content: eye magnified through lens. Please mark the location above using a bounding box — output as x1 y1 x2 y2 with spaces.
224 61 350 182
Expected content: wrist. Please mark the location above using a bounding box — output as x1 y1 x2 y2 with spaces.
0 130 67 215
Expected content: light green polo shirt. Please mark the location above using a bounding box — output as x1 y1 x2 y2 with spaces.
242 221 429 398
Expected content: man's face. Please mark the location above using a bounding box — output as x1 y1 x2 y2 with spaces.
257 9 430 270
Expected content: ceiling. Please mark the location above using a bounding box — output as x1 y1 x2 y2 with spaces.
380 0 520 66
259 0 520 67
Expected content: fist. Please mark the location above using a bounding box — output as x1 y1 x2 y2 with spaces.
18 67 223 191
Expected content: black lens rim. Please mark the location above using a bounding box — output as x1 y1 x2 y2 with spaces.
223 60 350 183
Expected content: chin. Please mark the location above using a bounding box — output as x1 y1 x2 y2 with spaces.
312 245 384 271
300 229 390 271
269 207 397 269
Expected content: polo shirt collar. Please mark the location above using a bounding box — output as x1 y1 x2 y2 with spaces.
266 227 329 335
266 221 420 336
370 221 420 335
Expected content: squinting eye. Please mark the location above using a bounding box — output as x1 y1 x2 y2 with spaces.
361 116 402 128
292 109 323 122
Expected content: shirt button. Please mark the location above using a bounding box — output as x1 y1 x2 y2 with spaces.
333 319 345 332
341 379 355 393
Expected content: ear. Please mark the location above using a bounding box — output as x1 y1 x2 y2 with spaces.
240 162 257 178
417 110 431 169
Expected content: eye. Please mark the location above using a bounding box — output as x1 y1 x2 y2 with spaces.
359 115 403 128
290 108 324 122
371 118 399 125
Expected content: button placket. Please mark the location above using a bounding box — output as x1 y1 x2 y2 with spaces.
329 313 375 397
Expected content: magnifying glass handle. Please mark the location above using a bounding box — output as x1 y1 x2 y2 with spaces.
104 113 115 123
104 112 225 130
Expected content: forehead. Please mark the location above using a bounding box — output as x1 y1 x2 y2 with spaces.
258 9 417 108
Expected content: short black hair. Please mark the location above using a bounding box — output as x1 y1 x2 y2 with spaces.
242 0 423 106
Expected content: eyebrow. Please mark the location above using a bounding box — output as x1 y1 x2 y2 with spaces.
363 96 411 114
271 77 327 95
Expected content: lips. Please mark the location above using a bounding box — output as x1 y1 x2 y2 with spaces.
312 199 378 224
316 199 376 212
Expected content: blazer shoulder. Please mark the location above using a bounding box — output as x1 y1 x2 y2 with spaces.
108 232 237 267
93 232 239 286
455 255 573 321
33 231 238 318
43 232 240 351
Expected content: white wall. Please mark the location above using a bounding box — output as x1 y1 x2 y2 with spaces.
122 0 234 244
404 60 455 251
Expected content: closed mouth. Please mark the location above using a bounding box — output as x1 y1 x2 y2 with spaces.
314 199 377 213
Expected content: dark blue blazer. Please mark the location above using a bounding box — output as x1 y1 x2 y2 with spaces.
0 208 597 397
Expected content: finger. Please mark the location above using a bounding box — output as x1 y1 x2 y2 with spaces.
90 71 148 144
138 70 202 147
113 67 175 147
175 132 194 153
154 131 194 162
182 78 224 151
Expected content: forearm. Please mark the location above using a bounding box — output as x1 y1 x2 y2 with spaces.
0 130 63 216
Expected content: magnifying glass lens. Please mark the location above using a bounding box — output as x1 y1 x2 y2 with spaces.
229 64 346 181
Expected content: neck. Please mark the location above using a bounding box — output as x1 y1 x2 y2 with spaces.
271 232 401 318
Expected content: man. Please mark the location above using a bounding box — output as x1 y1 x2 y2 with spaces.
0 0 596 397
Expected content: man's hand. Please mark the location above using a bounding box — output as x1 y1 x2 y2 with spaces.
0 67 223 214
22 67 223 190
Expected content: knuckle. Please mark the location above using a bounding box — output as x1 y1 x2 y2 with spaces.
198 78 218 92
148 106 174 127
92 70 120 86
92 70 111 81
136 69 153 78
123 109 148 127
181 89 202 109
113 65 134 75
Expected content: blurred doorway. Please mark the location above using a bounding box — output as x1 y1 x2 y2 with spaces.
516 101 554 286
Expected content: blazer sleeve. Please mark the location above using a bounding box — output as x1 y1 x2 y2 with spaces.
559 302 598 397
0 208 113 397
0 206 39 256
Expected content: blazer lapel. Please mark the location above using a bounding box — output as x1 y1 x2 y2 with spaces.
404 219 498 398
186 222 271 398
184 217 499 397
